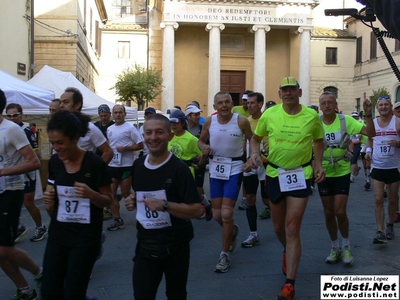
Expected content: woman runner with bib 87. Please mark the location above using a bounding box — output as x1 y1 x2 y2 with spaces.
41 110 112 300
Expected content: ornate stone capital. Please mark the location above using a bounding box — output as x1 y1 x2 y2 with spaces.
250 25 271 34
295 26 314 35
205 23 225 32
160 22 179 30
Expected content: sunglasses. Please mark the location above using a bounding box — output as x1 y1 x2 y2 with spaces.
377 96 391 102
6 113 21 118
170 118 182 123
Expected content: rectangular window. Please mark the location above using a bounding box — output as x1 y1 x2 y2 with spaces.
356 37 362 64
95 21 101 56
90 8 93 42
113 0 132 17
326 47 338 65
395 39 400 51
370 31 377 59
118 41 130 58
356 98 361 113
83 0 87 29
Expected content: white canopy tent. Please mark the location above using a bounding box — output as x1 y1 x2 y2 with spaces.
0 70 55 200
28 65 137 120
0 69 55 116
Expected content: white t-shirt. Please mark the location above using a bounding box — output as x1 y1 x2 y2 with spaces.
107 122 143 167
78 123 107 153
0 119 30 190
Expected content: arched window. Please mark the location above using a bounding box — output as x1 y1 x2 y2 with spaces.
324 86 338 99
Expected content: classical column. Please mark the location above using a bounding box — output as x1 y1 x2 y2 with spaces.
206 23 225 116
160 22 179 111
251 25 270 97
297 27 312 105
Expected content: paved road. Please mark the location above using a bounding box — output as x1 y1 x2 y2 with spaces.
2 166 400 300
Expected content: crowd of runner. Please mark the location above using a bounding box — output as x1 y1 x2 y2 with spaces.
2 76 399 300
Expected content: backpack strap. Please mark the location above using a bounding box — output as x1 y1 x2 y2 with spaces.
338 113 347 138
321 114 352 170
320 114 348 149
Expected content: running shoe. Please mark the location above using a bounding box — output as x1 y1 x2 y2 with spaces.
107 218 125 231
241 234 261 248
350 175 354 183
394 212 400 223
259 208 271 219
11 289 38 300
373 231 388 244
229 224 239 252
103 208 113 221
276 283 295 300
14 224 28 243
30 225 47 242
363 181 371 191
386 223 395 240
325 247 342 264
383 189 388 199
282 250 287 276
238 197 247 210
341 246 354 265
214 254 230 273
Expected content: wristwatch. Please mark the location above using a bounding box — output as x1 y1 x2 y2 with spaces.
162 201 169 212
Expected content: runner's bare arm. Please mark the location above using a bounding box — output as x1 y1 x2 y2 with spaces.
313 138 326 183
238 115 253 143
365 137 373 160
117 142 144 152
388 118 400 148
125 193 136 211
248 134 263 168
0 145 40 177
43 184 55 216
144 198 203 219
74 181 112 208
360 99 375 137
198 117 211 156
98 141 113 164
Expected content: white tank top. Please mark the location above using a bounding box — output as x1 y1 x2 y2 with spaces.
209 113 244 176
372 115 400 169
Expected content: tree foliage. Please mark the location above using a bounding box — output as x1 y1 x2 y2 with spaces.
370 87 391 106
113 64 163 110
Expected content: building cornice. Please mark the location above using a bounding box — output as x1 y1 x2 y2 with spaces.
95 0 108 23
102 24 148 31
163 0 319 8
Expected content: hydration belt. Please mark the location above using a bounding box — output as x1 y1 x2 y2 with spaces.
209 156 245 162
268 159 312 170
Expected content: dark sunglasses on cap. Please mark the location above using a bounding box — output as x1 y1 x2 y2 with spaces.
170 118 183 123
6 112 21 118
377 95 391 102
